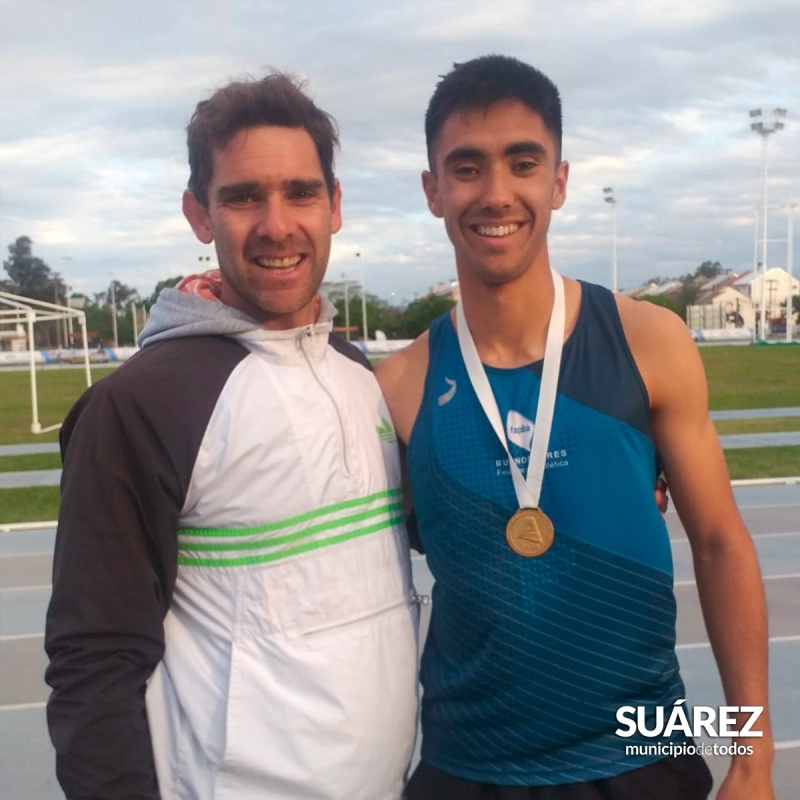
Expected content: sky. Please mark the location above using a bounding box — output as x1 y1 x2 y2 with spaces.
1 0 799 305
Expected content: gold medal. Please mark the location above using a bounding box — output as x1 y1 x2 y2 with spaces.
506 508 554 557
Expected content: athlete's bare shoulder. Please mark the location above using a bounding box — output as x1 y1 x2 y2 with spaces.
375 332 430 445
615 293 689 342
615 293 704 409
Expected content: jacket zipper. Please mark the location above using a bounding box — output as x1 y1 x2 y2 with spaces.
299 325 353 476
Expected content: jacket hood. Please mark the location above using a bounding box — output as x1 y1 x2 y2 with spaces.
139 289 336 348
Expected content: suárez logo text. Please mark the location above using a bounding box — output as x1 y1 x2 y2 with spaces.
615 700 763 738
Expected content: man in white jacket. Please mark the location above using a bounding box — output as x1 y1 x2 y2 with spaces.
45 71 419 800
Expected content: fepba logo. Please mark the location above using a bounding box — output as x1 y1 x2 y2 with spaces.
615 699 763 738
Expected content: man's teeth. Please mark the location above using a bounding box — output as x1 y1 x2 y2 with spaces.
475 223 520 237
255 255 302 268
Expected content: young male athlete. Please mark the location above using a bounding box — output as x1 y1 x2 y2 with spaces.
378 55 773 799
45 73 418 799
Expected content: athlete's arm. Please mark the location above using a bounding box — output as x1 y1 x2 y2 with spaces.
375 333 429 446
621 298 774 799
377 335 430 553
46 379 180 799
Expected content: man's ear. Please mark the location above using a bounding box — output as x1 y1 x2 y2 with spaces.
421 171 443 218
183 190 214 244
329 179 343 235
552 160 569 211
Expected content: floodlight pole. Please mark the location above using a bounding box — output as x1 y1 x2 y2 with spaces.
357 252 368 342
342 273 350 340
788 205 796 344
109 277 119 348
603 187 618 293
750 107 787 340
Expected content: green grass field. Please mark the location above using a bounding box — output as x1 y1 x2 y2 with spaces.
0 344 798 524
700 344 800 409
0 486 60 524
0 367 118 445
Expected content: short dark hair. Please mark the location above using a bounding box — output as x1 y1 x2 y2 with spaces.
187 71 339 206
424 55 563 169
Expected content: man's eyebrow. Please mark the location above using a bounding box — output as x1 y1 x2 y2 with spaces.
442 141 549 168
442 146 485 168
216 181 261 200
286 178 325 194
215 178 325 200
505 141 549 158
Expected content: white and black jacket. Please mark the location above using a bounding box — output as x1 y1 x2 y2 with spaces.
45 292 419 799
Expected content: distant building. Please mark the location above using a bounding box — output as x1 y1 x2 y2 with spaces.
686 286 754 330
733 267 799 331
733 267 799 310
626 279 684 299
426 280 460 303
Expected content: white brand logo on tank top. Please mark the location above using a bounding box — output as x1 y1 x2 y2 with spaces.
506 410 535 451
438 377 457 406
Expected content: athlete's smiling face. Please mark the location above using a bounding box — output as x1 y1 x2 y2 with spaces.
183 125 342 329
422 99 568 289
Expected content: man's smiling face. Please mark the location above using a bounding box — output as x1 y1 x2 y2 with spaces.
422 99 568 290
184 124 342 329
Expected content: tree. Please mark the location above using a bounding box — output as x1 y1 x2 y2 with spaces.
366 296 404 339
694 261 723 280
100 280 139 312
146 276 184 308
638 279 701 322
396 295 456 339
2 236 70 346
3 236 64 303
333 292 407 340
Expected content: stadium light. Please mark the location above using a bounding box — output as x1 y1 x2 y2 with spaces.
603 187 618 293
750 107 788 340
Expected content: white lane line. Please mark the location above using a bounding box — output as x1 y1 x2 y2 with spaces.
0 584 51 592
0 632 44 642
730 478 800 487
0 551 53 558
675 573 800 587
667 502 800 516
0 522 57 533
776 740 800 751
671 530 800 544
677 634 800 651
0 701 47 712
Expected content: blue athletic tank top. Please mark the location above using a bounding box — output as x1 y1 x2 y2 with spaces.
408 281 689 785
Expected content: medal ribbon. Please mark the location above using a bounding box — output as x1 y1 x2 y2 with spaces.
455 269 565 509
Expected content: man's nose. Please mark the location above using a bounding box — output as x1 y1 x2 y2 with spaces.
254 196 292 241
481 167 514 210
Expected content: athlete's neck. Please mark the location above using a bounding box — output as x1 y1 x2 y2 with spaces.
457 267 565 368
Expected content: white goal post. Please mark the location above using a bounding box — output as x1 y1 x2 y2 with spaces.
0 291 92 434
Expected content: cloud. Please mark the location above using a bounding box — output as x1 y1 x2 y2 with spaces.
1 0 798 302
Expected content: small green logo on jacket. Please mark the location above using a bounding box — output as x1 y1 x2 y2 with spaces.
377 417 397 444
